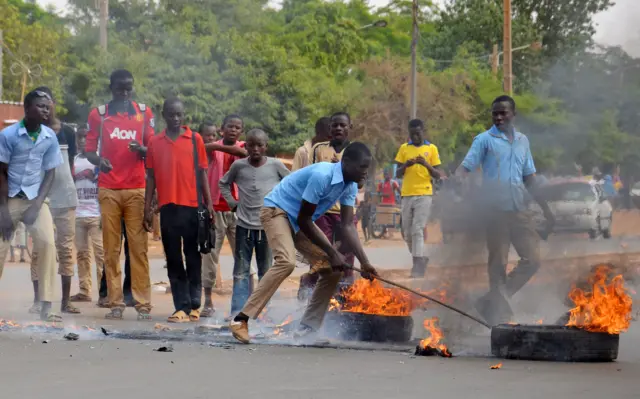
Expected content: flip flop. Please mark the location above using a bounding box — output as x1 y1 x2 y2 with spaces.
200 307 215 318
40 313 63 323
105 308 124 320
70 294 92 302
189 309 200 322
28 303 41 314
61 304 81 314
137 311 152 321
167 310 189 323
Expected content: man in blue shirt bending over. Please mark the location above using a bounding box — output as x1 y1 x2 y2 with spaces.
0 90 64 322
457 95 555 325
230 142 378 344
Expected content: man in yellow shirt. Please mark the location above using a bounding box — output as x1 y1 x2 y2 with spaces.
394 119 441 278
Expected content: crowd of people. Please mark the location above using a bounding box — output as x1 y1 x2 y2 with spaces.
0 65 555 337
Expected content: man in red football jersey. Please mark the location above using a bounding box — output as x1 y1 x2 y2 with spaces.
84 69 154 320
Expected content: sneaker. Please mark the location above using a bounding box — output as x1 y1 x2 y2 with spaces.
293 324 317 343
230 320 250 344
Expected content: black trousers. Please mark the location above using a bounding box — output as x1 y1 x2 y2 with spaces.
160 204 202 313
100 219 132 301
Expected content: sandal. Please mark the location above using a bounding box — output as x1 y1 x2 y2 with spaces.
200 307 215 318
167 310 189 323
70 293 92 302
97 297 109 308
28 303 41 314
40 313 63 323
189 309 200 322
137 311 152 321
105 308 124 320
61 304 81 314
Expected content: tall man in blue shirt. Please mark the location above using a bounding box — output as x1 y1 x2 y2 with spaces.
230 142 378 344
0 90 64 322
457 95 555 325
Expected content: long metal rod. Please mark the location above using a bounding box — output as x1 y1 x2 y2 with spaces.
346 265 491 329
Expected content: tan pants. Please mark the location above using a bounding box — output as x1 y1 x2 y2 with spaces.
30 207 76 280
242 207 342 330
75 217 104 297
99 188 151 312
202 210 236 289
0 198 56 302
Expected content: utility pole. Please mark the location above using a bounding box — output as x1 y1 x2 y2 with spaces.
410 0 418 118
503 0 513 95
99 0 108 51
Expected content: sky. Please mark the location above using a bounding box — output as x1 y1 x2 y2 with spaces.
36 0 640 56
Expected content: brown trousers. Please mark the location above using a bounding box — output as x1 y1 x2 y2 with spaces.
30 207 76 279
99 188 151 312
486 210 540 297
75 217 104 297
242 207 342 330
0 198 56 302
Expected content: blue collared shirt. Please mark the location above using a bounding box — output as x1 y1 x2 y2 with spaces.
264 162 358 232
461 125 536 211
0 122 63 200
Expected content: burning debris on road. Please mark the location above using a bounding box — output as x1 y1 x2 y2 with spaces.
415 317 452 358
490 363 502 370
565 265 633 334
329 279 423 316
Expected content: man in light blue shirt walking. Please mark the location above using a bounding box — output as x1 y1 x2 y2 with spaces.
0 89 64 322
457 95 555 325
229 142 378 344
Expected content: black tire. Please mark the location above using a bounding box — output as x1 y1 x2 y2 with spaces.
491 324 619 362
325 311 413 343
588 229 598 239
602 229 612 239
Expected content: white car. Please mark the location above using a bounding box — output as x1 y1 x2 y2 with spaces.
531 180 613 239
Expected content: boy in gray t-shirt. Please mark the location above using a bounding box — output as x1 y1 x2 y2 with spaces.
219 129 290 314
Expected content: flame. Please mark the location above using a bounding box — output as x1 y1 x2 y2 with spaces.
490 363 502 370
419 317 452 357
535 319 544 325
334 279 424 316
0 319 21 329
565 265 633 334
273 315 294 336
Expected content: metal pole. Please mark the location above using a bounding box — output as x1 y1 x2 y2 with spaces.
503 0 513 95
99 0 108 51
491 44 499 77
410 0 418 118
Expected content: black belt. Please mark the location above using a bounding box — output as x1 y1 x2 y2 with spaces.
14 191 28 200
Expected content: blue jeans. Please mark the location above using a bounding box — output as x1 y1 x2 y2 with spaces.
230 225 272 314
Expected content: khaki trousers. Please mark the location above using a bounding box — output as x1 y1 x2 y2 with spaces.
242 207 342 330
0 198 56 302
30 207 76 279
75 217 104 296
202 211 236 289
99 188 151 312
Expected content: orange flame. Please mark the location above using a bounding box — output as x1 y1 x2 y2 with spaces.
273 315 294 335
419 317 452 357
490 363 502 370
333 279 424 316
566 265 633 334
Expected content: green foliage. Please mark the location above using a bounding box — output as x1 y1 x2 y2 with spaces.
2 0 638 174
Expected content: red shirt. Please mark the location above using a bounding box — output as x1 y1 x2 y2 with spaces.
209 140 244 212
378 180 399 205
146 127 208 209
85 102 154 189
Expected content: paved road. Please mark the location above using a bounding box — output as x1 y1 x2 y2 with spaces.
0 324 638 399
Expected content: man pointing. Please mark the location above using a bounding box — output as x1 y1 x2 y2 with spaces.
84 69 154 320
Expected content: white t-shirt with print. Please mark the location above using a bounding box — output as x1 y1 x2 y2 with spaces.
74 155 100 218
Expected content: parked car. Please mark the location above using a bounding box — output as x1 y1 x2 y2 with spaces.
531 180 613 239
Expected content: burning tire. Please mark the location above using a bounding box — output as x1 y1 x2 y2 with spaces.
326 311 414 343
491 324 619 362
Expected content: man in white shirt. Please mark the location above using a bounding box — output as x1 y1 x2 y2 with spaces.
69 125 105 306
